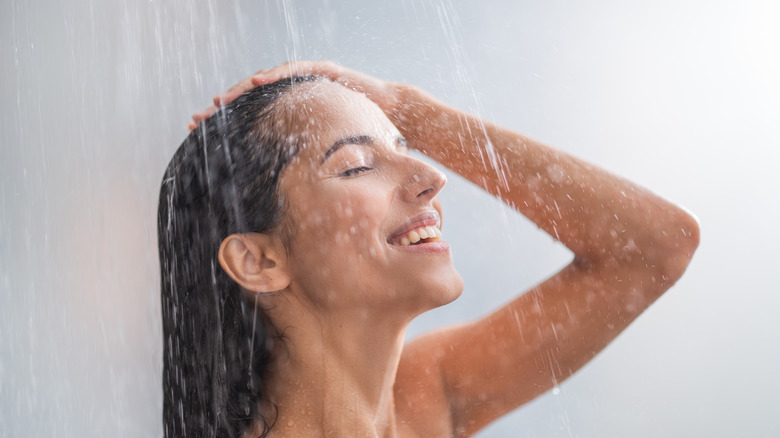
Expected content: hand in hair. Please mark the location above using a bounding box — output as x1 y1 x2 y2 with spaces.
190 61 402 131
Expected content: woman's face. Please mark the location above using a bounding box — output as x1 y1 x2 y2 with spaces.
276 81 463 317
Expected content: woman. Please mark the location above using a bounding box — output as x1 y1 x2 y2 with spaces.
160 62 699 438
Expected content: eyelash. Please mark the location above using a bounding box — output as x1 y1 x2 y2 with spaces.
342 166 373 177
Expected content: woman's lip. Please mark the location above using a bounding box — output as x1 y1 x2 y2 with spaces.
387 210 441 242
390 240 450 254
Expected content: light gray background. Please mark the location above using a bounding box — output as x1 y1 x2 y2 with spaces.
2 0 778 436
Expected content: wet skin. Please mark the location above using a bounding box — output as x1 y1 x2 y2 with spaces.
276 80 464 317
212 65 700 438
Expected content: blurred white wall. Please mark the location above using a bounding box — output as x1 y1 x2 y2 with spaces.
2 0 778 436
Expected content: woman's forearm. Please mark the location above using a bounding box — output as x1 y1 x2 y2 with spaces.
393 85 699 281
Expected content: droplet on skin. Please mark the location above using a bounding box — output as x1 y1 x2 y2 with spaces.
546 164 566 184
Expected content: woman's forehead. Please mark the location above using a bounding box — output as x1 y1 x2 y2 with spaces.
283 81 398 153
285 80 381 120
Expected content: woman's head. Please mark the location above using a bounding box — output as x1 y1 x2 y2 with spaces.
158 77 462 437
250 80 463 314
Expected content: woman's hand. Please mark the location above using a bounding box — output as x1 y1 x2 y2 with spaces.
189 61 403 130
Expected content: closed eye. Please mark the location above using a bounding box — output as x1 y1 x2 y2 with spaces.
342 166 373 177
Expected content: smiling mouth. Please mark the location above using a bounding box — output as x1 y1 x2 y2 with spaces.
389 225 442 246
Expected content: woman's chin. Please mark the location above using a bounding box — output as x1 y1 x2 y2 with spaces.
440 273 465 305
411 270 464 313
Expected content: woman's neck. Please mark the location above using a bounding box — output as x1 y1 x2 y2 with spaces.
259 298 412 437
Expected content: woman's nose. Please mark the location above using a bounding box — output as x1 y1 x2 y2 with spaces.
400 157 447 203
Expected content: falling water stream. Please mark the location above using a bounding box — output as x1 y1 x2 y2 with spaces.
2 0 780 437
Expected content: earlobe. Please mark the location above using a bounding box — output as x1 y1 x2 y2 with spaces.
218 233 291 293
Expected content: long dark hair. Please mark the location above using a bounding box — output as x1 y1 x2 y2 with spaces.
158 76 319 438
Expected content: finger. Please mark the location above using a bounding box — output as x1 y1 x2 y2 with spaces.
250 72 287 87
226 77 255 93
214 79 256 107
250 61 319 86
213 89 243 107
192 106 217 123
187 121 197 131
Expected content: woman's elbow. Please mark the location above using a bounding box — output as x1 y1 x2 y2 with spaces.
654 209 701 287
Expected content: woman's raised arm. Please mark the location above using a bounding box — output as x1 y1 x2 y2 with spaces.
193 62 700 436
390 83 699 436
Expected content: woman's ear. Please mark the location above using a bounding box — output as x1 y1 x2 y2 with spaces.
218 232 291 293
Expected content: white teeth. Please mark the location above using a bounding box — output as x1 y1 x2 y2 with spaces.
393 225 442 246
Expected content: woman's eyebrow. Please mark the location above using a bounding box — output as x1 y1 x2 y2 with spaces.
322 135 373 163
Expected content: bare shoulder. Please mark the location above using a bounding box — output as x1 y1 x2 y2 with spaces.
394 330 457 438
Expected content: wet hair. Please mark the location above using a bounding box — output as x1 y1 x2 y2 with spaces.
157 75 319 438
